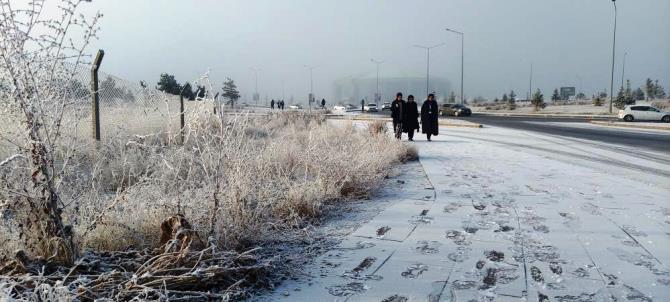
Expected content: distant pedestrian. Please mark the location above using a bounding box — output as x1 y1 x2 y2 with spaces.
281 100 285 110
390 92 405 140
321 98 326 108
361 99 365 112
271 99 275 110
404 95 420 141
421 93 439 141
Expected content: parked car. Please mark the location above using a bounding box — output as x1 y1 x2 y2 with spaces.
381 102 392 111
364 103 378 112
332 105 346 113
440 103 472 117
345 104 357 111
288 104 303 110
618 105 670 122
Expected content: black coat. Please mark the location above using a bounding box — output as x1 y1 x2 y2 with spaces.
403 101 419 132
390 99 405 123
421 100 439 135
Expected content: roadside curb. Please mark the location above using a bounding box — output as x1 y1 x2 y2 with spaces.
473 112 614 120
325 115 483 128
589 121 670 131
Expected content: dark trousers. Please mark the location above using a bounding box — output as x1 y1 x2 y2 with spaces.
393 121 402 140
407 129 414 140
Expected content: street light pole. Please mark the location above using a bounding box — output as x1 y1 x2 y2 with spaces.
609 0 617 114
529 63 533 101
371 59 385 104
304 65 317 113
445 28 464 104
250 67 260 106
414 43 445 97
621 52 627 89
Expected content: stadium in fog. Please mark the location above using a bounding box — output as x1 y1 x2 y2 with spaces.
333 68 452 105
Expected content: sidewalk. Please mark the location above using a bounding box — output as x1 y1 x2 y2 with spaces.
261 126 670 301
590 120 670 131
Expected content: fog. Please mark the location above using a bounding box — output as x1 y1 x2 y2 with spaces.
59 0 670 103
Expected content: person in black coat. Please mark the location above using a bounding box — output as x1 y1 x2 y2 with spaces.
271 99 275 110
390 92 405 140
421 93 439 141
403 95 420 141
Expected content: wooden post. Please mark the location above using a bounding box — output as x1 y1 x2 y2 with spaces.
91 50 104 141
180 94 185 144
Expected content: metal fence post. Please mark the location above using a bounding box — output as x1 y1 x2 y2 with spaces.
180 94 185 144
91 50 105 141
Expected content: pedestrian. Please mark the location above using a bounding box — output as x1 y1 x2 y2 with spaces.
390 92 405 140
421 93 439 141
361 99 365 112
404 95 420 141
321 98 326 108
271 99 275 110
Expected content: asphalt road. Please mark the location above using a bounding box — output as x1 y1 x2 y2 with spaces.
452 114 670 154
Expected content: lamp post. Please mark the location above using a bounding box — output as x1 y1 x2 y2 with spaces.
304 65 317 112
371 59 385 104
621 52 627 89
414 43 445 97
445 28 464 104
609 0 617 113
250 67 260 106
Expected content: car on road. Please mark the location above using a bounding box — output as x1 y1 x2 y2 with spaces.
440 103 472 117
618 105 670 122
288 104 303 110
345 104 357 111
364 103 378 112
381 102 391 111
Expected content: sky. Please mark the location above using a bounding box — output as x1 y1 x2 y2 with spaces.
44 0 670 103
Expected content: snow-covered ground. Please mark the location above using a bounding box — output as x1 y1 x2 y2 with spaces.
261 124 670 301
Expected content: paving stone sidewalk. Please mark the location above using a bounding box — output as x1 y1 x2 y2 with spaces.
263 127 670 302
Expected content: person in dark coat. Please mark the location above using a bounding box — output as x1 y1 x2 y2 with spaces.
321 98 326 108
421 93 439 141
390 92 405 140
403 95 420 141
271 99 275 110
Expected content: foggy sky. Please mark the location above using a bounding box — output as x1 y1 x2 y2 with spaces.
64 0 670 103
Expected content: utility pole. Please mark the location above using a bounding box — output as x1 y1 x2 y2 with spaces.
621 52 627 89
371 59 385 104
304 65 317 113
609 0 617 114
529 63 533 101
414 43 445 97
445 28 465 104
250 67 260 106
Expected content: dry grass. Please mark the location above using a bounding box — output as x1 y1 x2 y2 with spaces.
0 112 415 300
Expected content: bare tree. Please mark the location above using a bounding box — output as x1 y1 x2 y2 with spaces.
0 0 101 264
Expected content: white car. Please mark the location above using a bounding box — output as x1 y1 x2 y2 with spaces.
618 105 670 122
288 104 303 110
363 103 378 112
332 105 346 113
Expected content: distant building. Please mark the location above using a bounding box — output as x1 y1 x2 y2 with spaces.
333 69 451 105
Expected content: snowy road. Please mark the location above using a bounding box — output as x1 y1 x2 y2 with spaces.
263 125 670 301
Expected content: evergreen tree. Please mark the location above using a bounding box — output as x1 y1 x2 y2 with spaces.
507 95 516 110
156 73 181 95
593 96 604 107
576 92 586 100
181 82 195 100
645 78 655 100
614 87 627 109
624 80 635 104
531 89 546 111
222 78 240 107
509 90 517 101
195 85 207 99
633 88 645 101
501 93 508 104
654 80 666 99
551 89 560 101
448 91 456 103
493 98 500 104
